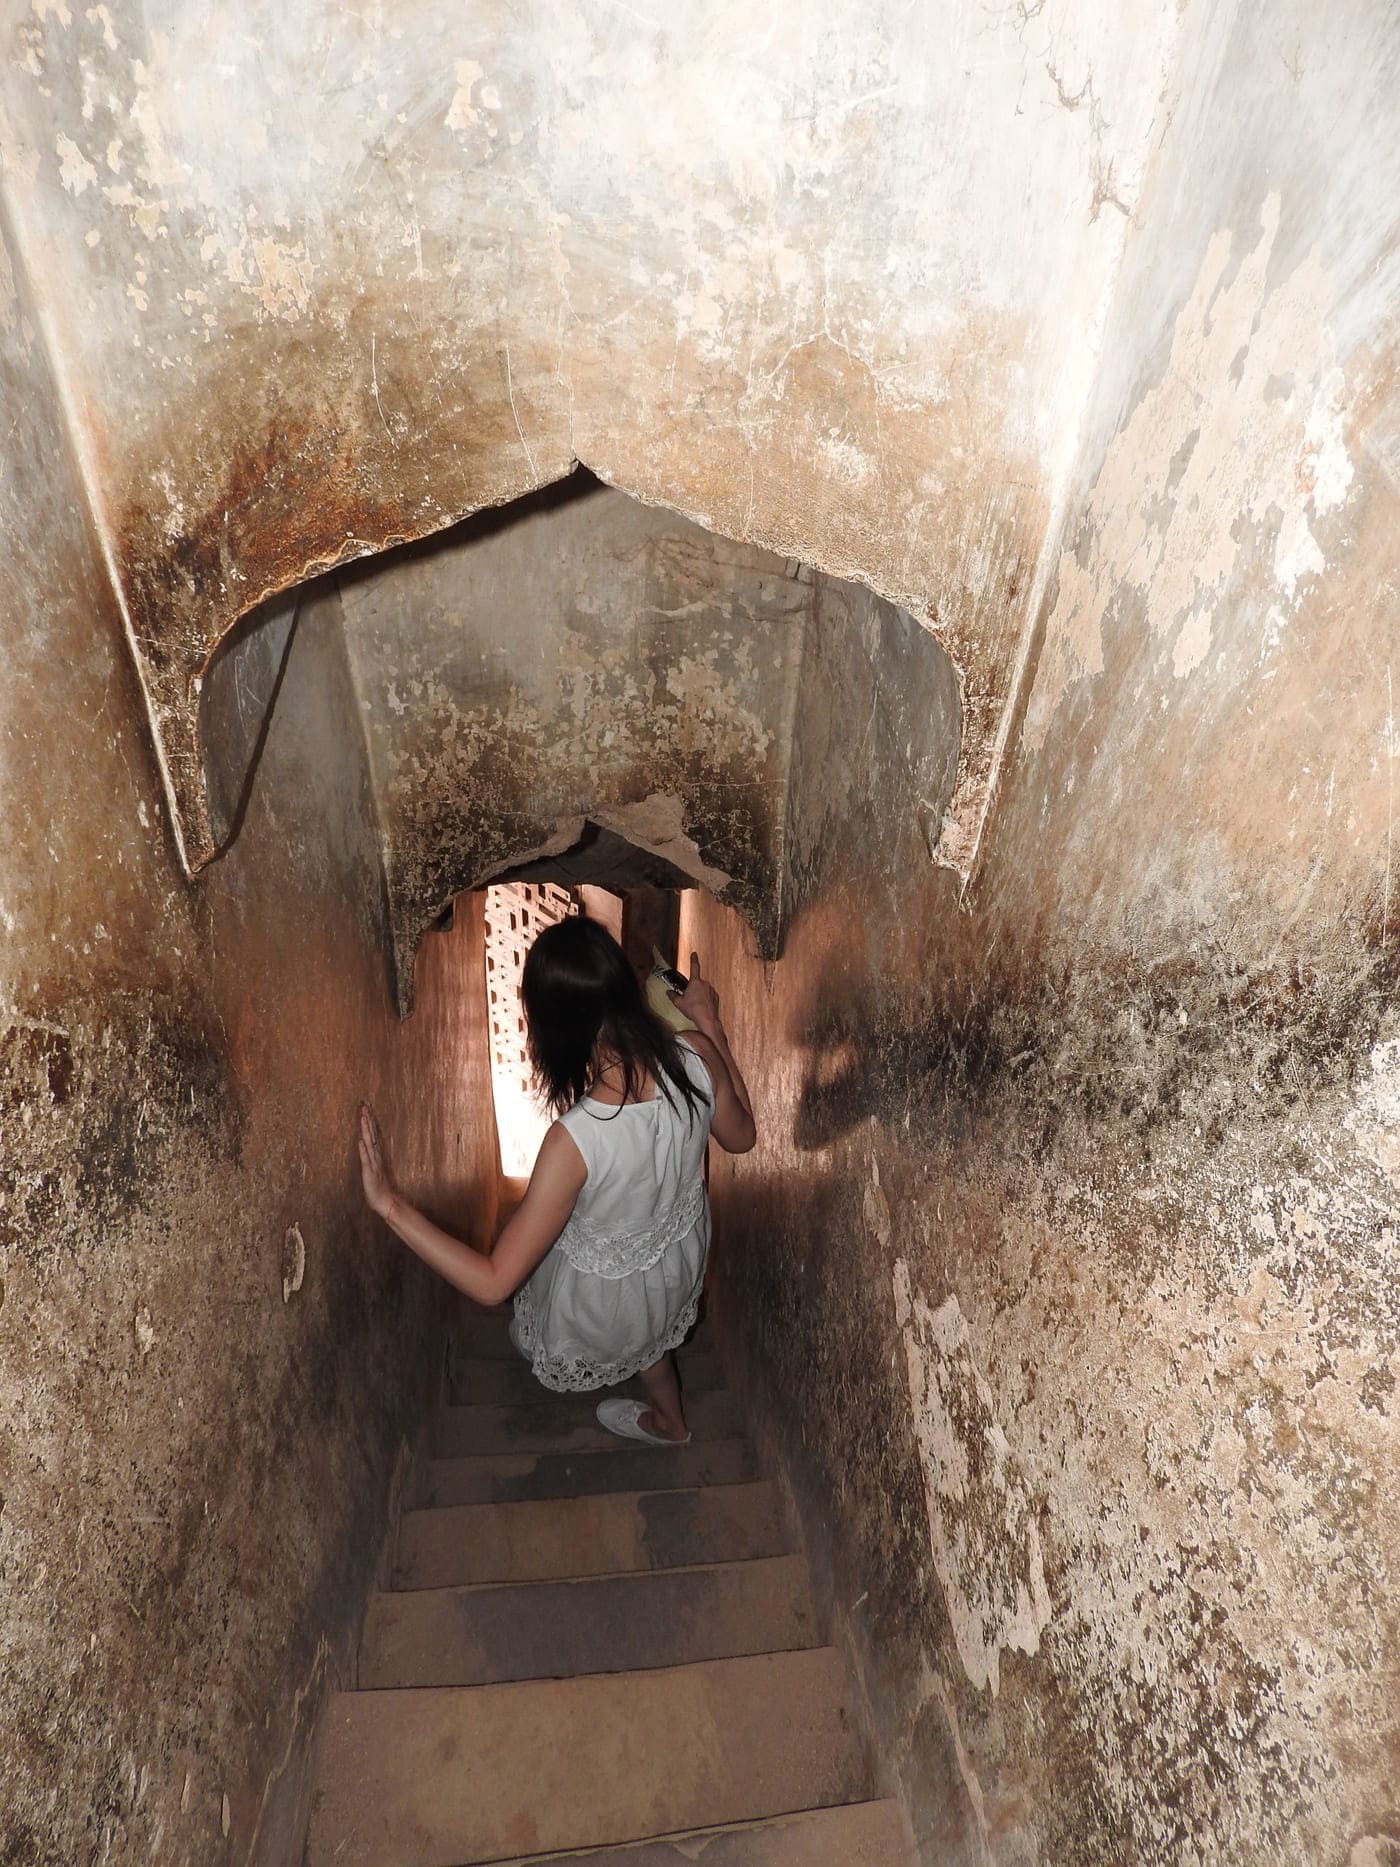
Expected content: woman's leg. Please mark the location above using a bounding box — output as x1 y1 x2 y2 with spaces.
635 1351 689 1441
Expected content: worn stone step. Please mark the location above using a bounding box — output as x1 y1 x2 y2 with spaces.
412 1437 760 1508
433 1388 739 1458
493 1799 913 1864
360 1554 818 1688
304 1649 867 1867
448 1343 725 1406
395 1482 789 1590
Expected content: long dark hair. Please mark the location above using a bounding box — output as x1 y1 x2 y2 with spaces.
521 916 705 1121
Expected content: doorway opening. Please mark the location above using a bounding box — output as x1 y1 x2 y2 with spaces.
480 829 694 1188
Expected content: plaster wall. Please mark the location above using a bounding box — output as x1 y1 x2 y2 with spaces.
334 479 811 1000
2 0 1398 1860
693 2 1400 1860
0 0 1179 871
0 206 499 1862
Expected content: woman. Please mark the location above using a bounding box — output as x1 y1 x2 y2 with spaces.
357 919 756 1445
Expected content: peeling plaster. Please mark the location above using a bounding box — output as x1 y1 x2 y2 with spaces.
1026 193 1357 746
55 129 95 194
893 1259 1053 1697
1344 1038 1400 1188
4 2 1400 1861
589 793 734 898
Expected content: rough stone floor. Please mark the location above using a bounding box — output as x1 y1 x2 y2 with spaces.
303 1303 911 1863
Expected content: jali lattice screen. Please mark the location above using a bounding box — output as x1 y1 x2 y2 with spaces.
483 882 578 1177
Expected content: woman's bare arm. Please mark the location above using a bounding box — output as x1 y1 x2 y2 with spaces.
672 955 757 1153
358 1106 586 1307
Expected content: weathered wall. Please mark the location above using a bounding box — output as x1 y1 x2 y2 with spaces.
0 0 1179 872
692 3 1400 1861
335 478 810 1001
3 0 1399 1859
0 206 498 1864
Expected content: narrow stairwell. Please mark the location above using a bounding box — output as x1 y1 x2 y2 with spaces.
304 1305 909 1864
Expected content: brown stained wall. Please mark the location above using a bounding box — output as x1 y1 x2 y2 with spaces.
336 480 812 1004
3 0 1399 1860
691 5 1400 1860
0 222 498 1862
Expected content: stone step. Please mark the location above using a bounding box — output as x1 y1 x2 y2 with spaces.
359 1554 818 1688
395 1482 789 1590
494 1799 913 1864
304 1649 867 1867
432 1388 739 1459
412 1437 760 1508
448 1343 725 1406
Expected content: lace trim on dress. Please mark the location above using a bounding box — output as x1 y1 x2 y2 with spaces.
553 1177 707 1279
511 1279 704 1395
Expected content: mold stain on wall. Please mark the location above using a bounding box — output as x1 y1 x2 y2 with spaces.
333 477 945 1008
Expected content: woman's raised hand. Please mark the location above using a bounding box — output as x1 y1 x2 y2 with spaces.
673 952 722 1038
358 1103 397 1219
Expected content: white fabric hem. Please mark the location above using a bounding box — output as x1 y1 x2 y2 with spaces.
511 1283 703 1395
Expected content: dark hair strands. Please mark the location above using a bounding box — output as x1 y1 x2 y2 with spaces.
521 916 706 1124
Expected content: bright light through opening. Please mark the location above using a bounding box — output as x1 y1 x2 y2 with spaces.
483 882 578 1178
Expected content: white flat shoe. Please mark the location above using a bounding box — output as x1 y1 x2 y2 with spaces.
595 1399 692 1446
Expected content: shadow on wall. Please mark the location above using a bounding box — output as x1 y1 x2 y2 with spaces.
333 469 604 596
781 877 1400 1165
781 883 983 1155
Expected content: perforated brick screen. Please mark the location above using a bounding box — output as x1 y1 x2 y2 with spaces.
483 882 578 1177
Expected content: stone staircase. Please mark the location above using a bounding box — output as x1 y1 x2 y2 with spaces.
304 1305 909 1864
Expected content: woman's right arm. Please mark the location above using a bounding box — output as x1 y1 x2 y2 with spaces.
358 1105 585 1305
673 955 757 1153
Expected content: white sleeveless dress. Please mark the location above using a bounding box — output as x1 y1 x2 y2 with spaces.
510 1039 715 1392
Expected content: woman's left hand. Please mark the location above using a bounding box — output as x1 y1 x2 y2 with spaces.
673 952 722 1039
358 1103 396 1219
